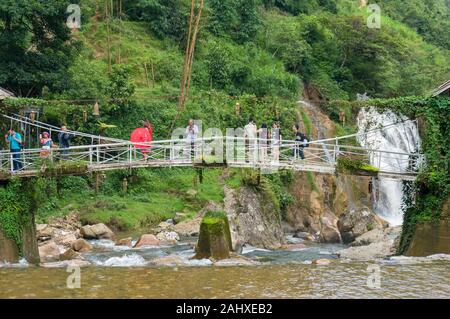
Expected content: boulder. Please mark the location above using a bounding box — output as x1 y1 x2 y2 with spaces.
338 207 389 244
294 231 314 241
116 237 133 247
36 224 54 241
133 234 160 248
80 223 114 240
337 240 396 261
319 215 342 243
39 241 61 263
55 232 78 247
156 231 180 244
194 211 232 260
224 186 284 250
173 218 201 237
156 221 174 232
60 248 80 261
174 212 187 224
71 239 93 252
351 228 386 247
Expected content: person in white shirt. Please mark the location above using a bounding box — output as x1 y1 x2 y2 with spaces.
244 117 257 163
271 122 281 163
185 119 199 159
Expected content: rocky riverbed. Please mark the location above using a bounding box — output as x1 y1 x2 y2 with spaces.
25 206 406 268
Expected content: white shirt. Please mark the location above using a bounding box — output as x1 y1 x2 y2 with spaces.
186 124 199 142
244 123 257 139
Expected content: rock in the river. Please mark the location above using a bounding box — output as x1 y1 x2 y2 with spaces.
194 211 232 260
59 248 80 261
319 215 342 243
71 238 93 252
351 228 386 247
312 259 332 265
173 218 201 237
133 234 160 248
150 255 186 266
156 221 174 232
36 224 55 241
337 240 396 261
80 223 114 240
156 231 180 244
55 232 78 247
224 186 284 250
39 241 61 263
337 207 389 244
294 231 315 241
116 237 133 247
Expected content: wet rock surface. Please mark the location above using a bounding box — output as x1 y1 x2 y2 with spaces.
133 234 160 248
80 223 115 240
337 207 389 244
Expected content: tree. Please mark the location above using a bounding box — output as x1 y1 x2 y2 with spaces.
207 0 238 36
234 0 260 43
124 0 189 42
0 0 79 97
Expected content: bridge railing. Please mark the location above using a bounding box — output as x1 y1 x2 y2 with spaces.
0 137 423 177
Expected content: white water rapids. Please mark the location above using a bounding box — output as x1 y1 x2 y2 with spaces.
357 107 421 226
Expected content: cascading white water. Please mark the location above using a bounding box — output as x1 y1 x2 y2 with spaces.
357 107 421 226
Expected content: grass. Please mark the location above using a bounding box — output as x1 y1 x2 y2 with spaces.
306 171 319 193
298 109 313 137
35 168 229 232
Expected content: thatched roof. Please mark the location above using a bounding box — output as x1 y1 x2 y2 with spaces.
432 80 450 97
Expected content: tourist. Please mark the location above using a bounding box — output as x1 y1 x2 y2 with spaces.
185 119 199 159
130 120 152 161
4 128 23 171
258 123 269 163
271 122 281 163
244 117 257 163
292 124 308 161
58 125 74 158
39 132 54 158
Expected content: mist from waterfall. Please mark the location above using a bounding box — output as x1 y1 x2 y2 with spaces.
357 107 421 226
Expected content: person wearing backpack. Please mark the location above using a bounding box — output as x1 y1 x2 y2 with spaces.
292 124 309 161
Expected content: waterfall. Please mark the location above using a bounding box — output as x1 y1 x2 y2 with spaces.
357 107 421 226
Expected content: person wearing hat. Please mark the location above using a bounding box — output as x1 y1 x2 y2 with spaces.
40 132 55 158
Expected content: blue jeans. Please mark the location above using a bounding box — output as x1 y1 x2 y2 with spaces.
11 149 23 171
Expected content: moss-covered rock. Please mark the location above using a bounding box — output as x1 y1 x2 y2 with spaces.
194 211 232 260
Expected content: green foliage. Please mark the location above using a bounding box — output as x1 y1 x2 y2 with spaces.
306 171 319 192
0 0 80 96
336 156 379 174
124 0 189 41
376 0 450 50
0 179 44 250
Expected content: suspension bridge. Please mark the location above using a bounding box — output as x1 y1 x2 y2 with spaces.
0 113 423 181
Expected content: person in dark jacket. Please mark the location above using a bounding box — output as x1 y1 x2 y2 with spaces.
58 125 74 158
292 124 308 161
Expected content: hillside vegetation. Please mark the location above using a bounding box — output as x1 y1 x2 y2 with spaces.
0 0 449 233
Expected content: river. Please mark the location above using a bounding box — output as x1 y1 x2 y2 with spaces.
1 238 449 298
